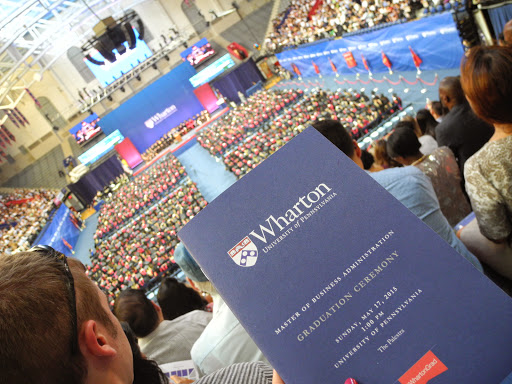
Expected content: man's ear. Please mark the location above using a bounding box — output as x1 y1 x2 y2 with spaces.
81 320 117 358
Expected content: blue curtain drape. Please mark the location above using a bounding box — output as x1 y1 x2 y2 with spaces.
212 59 264 104
68 156 124 205
487 4 512 39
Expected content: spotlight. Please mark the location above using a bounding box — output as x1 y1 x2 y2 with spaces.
152 63 158 70
136 75 141 81
107 95 113 101
120 86 126 93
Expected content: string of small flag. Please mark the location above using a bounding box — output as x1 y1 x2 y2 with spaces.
287 46 423 80
276 74 438 89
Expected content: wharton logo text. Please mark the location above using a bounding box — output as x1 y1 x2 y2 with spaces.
227 183 337 267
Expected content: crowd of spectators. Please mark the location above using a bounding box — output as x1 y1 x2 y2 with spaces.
265 0 415 53
94 155 187 239
220 88 401 178
88 177 207 305
197 90 303 157
141 110 211 162
0 188 58 254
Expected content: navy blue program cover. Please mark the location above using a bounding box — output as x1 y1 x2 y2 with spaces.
178 127 512 384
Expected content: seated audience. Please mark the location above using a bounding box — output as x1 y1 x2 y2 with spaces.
435 76 494 173
0 188 57 254
397 117 438 155
459 45 512 279
265 0 414 53
95 155 187 239
361 149 383 172
386 127 471 226
371 138 401 169
157 276 209 321
312 119 483 271
89 178 207 305
173 243 268 376
428 100 444 123
114 288 212 365
416 108 439 139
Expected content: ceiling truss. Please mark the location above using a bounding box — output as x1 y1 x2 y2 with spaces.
0 0 148 110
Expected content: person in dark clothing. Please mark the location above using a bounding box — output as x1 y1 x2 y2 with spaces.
435 76 494 174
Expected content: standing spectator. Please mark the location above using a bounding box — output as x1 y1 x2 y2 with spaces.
416 108 439 139
435 76 494 173
459 46 512 279
386 127 471 226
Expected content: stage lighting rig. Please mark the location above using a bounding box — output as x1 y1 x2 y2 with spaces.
82 10 145 65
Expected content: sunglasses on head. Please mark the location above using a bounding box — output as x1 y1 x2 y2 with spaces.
28 245 78 355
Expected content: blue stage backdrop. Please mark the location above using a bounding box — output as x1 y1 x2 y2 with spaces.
276 13 464 78
100 63 204 153
211 59 265 104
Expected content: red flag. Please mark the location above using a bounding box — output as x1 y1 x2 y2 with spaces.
343 52 357 69
328 58 338 74
0 136 5 148
361 54 370 72
381 51 393 74
312 61 321 77
291 63 302 78
409 46 422 68
62 237 75 254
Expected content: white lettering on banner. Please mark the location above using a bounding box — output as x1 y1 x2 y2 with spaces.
144 105 178 129
439 27 456 34
380 40 391 45
421 31 437 38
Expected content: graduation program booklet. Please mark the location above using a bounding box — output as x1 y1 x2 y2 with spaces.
178 127 512 383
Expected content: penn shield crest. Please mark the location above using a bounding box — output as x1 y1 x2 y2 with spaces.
228 236 258 267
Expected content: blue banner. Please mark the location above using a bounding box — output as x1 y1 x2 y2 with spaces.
35 204 80 256
277 13 464 78
100 63 204 153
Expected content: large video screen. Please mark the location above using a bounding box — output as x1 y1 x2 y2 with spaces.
84 29 153 87
180 38 216 67
69 113 102 146
189 54 236 88
78 130 125 166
